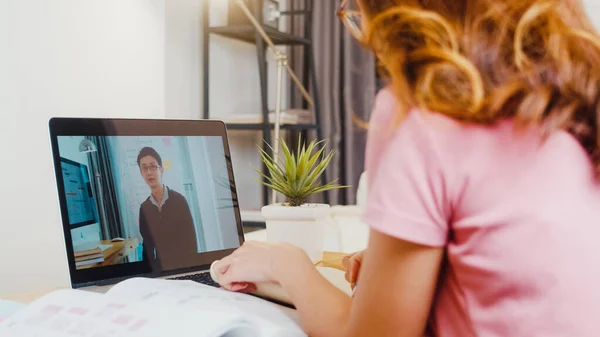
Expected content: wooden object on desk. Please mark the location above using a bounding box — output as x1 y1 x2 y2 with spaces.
316 251 348 271
76 239 138 270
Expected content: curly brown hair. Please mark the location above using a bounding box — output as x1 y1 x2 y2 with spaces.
359 0 600 175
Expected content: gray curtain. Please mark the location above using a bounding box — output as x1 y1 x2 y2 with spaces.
289 0 377 205
86 136 124 240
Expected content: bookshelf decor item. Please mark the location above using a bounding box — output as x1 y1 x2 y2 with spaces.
229 0 280 29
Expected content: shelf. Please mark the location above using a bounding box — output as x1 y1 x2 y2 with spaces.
209 25 311 45
241 210 265 232
218 111 308 125
225 123 319 131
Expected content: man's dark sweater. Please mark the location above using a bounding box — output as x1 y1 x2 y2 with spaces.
139 186 198 270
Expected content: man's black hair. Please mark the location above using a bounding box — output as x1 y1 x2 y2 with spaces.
137 147 163 167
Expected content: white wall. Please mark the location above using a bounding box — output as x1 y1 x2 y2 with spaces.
0 0 165 296
164 0 203 121
584 0 600 29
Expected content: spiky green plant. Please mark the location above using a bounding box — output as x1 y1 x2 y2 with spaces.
257 137 347 207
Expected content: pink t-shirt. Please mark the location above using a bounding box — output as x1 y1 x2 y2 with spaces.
362 88 600 336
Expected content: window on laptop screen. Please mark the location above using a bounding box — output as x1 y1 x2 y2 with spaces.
56 135 241 272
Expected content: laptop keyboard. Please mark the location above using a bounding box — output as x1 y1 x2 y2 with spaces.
169 271 296 309
168 272 220 288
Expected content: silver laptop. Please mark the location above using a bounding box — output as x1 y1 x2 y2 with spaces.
49 118 245 294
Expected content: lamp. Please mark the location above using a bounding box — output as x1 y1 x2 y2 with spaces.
79 139 110 240
234 0 314 203
79 139 97 153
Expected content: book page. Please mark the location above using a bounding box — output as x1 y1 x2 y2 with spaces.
0 299 26 323
0 289 253 337
106 278 306 337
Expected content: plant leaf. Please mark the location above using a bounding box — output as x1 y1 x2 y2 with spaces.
258 147 285 177
256 136 347 203
279 140 297 187
297 141 327 189
255 169 287 191
301 150 335 191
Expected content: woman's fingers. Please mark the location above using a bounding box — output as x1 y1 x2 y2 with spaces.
213 242 272 288
224 282 257 293
344 251 361 283
216 260 230 275
228 283 248 292
342 254 351 269
215 241 257 274
215 250 236 275
212 241 311 293
344 250 364 285
215 254 252 287
350 258 361 285
343 255 353 283
213 247 246 284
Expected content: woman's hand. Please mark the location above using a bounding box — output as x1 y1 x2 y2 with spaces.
213 241 314 292
342 250 364 288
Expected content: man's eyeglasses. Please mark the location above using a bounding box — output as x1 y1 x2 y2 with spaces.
337 0 364 41
141 165 161 173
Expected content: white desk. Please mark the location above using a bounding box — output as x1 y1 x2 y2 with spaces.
246 205 369 254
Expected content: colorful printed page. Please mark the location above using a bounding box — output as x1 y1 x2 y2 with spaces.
105 278 305 337
0 278 305 337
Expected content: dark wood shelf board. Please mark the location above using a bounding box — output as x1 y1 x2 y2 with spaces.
208 25 311 45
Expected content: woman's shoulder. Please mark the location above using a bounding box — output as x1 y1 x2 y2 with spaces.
367 88 529 180
369 88 472 154
371 87 471 135
373 88 521 145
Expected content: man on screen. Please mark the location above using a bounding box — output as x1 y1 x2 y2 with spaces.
137 147 198 269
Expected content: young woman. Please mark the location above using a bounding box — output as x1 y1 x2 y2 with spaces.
214 0 600 336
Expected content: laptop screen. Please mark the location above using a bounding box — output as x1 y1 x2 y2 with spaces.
56 135 241 274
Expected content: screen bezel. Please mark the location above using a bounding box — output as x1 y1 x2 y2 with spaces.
49 117 245 287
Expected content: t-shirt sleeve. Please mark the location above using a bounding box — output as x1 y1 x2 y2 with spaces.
362 111 452 247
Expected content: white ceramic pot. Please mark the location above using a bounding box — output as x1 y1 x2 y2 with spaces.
261 203 331 263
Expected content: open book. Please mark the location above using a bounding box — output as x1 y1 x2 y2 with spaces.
0 278 307 337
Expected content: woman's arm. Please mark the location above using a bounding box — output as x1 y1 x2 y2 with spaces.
344 229 444 337
215 229 443 337
278 229 443 337
276 256 351 337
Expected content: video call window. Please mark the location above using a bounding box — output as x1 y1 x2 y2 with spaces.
57 136 241 271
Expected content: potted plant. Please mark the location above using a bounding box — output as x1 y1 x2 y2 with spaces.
257 137 346 262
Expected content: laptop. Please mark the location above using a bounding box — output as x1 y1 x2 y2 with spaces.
48 118 245 293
